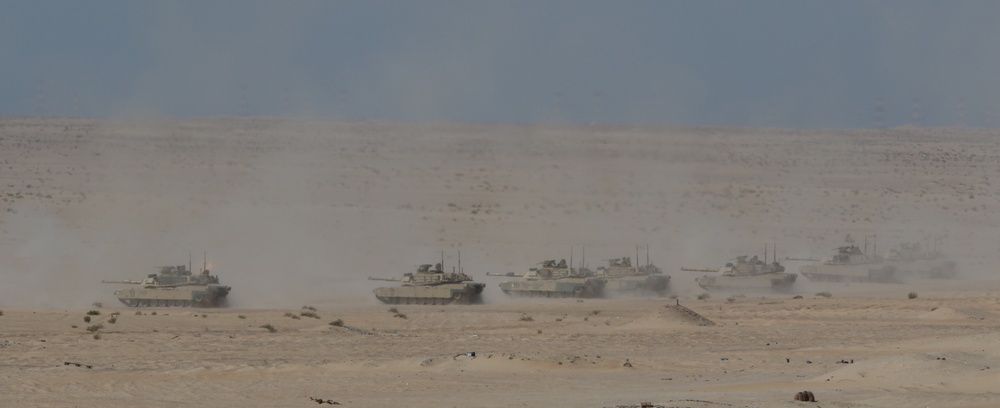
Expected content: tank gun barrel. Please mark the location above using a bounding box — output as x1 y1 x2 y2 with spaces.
784 257 821 262
101 279 144 284
486 272 520 277
680 267 718 273
367 277 402 282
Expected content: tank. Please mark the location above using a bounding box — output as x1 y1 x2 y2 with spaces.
593 256 670 295
885 242 957 279
682 252 796 291
797 237 898 283
368 262 485 305
487 259 606 298
101 264 231 307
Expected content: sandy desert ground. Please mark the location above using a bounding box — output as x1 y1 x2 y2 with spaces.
1 117 1000 407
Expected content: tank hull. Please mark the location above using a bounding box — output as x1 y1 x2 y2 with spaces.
604 274 670 295
799 264 898 283
498 277 605 298
886 259 957 279
113 284 230 307
373 283 485 305
696 273 797 291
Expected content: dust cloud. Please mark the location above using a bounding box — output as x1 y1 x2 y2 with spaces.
1 118 998 309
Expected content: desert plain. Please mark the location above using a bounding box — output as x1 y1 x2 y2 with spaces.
1 117 1000 407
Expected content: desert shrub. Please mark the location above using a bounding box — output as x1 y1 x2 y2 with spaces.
260 324 276 333
71 325 78 328
86 324 103 333
697 293 710 300
330 319 344 327
86 310 100 316
300 311 320 319
0 310 4 316
520 315 533 322
107 316 117 324
908 292 918 299
93 334 101 340
83 316 91 323
284 312 301 320
135 311 143 316
151 312 157 316
238 315 246 319
388 307 399 314
394 313 408 319
591 310 601 315
302 305 317 311
91 302 103 308
816 291 833 298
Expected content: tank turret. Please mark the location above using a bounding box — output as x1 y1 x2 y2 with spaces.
369 255 486 305
102 258 231 307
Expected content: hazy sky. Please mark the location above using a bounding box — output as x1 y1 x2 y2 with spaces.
2 1 999 127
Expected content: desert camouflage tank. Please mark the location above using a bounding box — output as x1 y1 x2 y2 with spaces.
593 256 670 295
796 236 897 283
368 262 485 305
682 250 796 291
885 241 957 279
487 259 606 298
102 264 231 307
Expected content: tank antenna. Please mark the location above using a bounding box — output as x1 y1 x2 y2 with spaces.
764 243 768 264
189 252 192 273
203 252 207 272
582 247 586 269
635 245 639 270
646 244 650 267
441 250 445 273
458 249 461 274
570 246 574 272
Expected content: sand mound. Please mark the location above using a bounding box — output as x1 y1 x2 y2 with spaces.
813 348 1000 393
619 308 708 331
918 306 967 320
915 306 997 321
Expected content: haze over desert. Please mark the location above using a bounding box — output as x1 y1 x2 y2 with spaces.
1 117 999 407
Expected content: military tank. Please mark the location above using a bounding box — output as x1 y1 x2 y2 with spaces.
487 259 606 298
682 245 796 291
102 263 231 307
885 241 957 279
796 235 897 283
368 259 486 305
593 255 670 295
